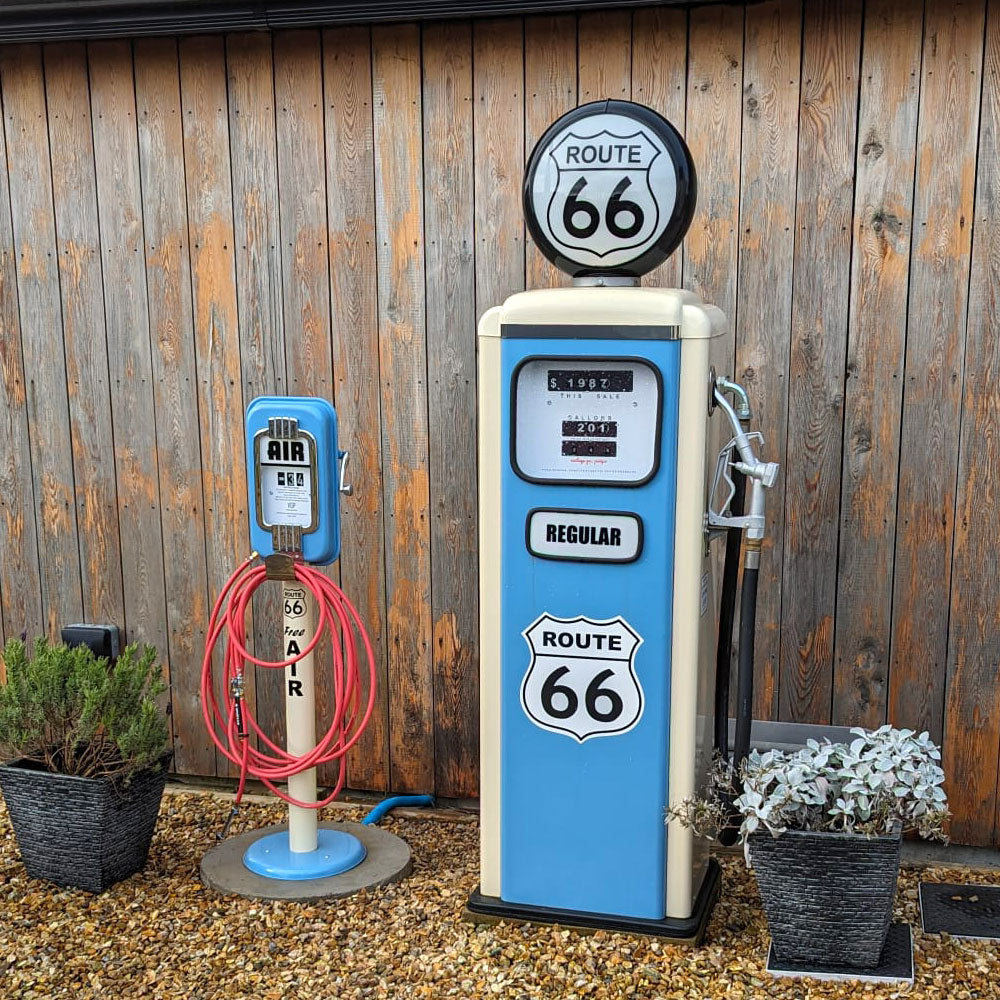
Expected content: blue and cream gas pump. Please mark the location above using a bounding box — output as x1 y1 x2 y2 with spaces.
467 100 778 941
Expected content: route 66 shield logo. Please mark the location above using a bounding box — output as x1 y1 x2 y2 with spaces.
545 128 662 259
523 101 695 277
520 613 644 742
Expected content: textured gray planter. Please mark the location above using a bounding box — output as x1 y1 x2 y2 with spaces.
748 827 902 968
0 752 170 893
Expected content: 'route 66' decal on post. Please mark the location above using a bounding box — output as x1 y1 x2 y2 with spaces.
523 100 696 278
521 613 644 742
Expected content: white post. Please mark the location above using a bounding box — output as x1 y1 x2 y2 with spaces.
283 582 318 853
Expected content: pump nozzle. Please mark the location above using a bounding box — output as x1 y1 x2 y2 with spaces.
708 376 779 847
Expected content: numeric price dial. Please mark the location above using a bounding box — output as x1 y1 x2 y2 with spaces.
512 357 662 485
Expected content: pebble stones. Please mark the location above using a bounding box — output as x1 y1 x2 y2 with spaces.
0 791 998 998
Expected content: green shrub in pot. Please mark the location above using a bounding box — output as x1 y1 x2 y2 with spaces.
0 637 171 892
667 725 948 968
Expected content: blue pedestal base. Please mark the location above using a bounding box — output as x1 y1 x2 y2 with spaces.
243 828 367 881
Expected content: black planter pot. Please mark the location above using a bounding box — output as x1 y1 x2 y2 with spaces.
748 827 902 968
0 752 171 893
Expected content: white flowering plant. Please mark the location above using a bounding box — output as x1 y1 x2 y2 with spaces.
667 725 949 846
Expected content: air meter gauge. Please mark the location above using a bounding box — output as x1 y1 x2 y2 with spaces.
253 424 319 533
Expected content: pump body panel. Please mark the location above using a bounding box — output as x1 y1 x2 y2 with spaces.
500 336 680 918
478 287 727 927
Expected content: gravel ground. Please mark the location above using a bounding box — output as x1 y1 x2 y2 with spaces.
0 790 998 1000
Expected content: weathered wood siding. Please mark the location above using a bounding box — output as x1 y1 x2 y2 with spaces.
1 0 999 845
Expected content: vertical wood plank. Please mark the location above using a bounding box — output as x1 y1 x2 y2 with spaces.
44 43 125 633
179 35 250 775
578 9 631 102
423 21 478 799
323 24 390 792
735 0 801 719
474 18 524 316
0 45 83 639
134 37 215 775
778 0 862 724
631 6 688 289
524 14 576 290
0 58 42 643
274 29 337 770
685 5 746 644
89 40 169 658
228 33 286 403
372 24 434 793
683 4 744 371
832 0 922 728
948 0 1000 847
890 0 985 741
226 32 288 752
274 31 332 402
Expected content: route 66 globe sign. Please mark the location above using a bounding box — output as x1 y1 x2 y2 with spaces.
523 99 696 278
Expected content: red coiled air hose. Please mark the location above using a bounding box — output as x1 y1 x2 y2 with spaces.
200 555 376 810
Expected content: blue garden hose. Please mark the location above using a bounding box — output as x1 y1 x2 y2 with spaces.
361 794 434 825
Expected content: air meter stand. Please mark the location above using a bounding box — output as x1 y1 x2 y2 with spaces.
242 581 366 881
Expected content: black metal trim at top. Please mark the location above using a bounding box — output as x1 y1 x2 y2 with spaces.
0 0 720 44
502 324 680 341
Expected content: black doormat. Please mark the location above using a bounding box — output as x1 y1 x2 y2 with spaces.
766 923 913 985
920 881 1000 939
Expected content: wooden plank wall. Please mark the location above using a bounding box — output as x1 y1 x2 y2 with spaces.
0 0 999 845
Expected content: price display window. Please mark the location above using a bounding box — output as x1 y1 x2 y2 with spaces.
512 357 661 485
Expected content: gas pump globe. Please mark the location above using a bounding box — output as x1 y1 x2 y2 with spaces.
466 100 778 941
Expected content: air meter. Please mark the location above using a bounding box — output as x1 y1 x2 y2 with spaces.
468 100 778 942
246 396 343 564
198 394 381 893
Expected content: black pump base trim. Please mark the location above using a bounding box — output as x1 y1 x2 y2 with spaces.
766 923 913 985
920 881 1000 939
464 858 720 944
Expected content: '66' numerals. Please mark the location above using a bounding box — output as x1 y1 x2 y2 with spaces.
540 666 624 723
563 176 645 240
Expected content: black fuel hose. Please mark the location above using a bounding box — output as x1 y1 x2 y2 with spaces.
734 561 758 769
718 549 760 847
713 469 746 760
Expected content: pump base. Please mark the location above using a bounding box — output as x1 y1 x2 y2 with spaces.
464 858 720 944
243 828 366 880
200 820 411 901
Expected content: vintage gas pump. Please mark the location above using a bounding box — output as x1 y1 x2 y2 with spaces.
467 100 778 940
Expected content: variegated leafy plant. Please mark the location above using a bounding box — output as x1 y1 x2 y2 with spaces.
667 725 949 848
